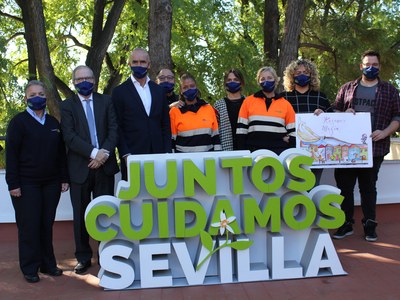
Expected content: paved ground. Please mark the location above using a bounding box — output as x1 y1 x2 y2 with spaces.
1 204 399 299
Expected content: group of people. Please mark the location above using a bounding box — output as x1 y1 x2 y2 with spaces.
5 48 400 284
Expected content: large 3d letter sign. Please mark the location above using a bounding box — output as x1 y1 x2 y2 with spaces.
85 149 347 290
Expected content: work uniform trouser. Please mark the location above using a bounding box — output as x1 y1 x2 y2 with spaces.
12 180 60 275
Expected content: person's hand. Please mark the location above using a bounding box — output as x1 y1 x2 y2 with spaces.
88 159 102 169
371 130 387 142
169 100 185 108
283 135 289 143
10 188 21 197
345 108 356 114
61 183 69 192
95 148 109 165
314 109 324 116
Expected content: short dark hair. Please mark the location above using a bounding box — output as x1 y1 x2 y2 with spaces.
179 73 201 101
223 68 245 85
180 73 196 84
361 50 380 63
157 68 175 77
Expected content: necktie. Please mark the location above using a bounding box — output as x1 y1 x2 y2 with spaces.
85 99 97 147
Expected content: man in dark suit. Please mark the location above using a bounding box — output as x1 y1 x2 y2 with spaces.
112 48 172 179
60 65 119 274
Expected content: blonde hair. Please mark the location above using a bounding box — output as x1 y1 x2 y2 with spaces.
256 66 280 91
283 59 320 92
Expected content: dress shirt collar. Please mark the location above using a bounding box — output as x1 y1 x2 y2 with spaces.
77 93 93 102
130 74 150 87
26 107 46 125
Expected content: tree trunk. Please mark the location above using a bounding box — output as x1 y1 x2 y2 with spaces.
278 0 306 85
15 0 37 81
263 0 279 67
27 0 62 119
85 0 126 90
103 53 124 95
148 0 173 80
240 0 257 50
355 0 365 23
55 76 75 99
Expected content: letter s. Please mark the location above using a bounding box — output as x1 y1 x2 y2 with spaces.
99 240 135 290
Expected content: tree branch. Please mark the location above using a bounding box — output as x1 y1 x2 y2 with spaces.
63 34 90 51
14 58 28 67
299 42 333 53
54 75 74 99
91 0 107 46
0 11 23 22
298 42 339 86
391 41 400 49
6 32 25 43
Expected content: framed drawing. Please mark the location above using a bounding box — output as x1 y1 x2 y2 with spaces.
296 112 372 168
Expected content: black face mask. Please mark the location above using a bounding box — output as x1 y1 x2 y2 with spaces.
27 96 46 110
294 74 311 87
75 81 94 96
362 66 379 80
225 82 242 93
131 66 148 79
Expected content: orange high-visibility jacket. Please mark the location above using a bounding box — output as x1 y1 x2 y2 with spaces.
236 91 296 154
170 101 222 153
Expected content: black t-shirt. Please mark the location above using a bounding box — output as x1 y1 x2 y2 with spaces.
225 96 245 149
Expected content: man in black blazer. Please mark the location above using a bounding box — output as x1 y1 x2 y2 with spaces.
112 48 172 180
60 65 119 274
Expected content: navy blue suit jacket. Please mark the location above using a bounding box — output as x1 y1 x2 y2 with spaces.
60 92 119 184
112 78 172 158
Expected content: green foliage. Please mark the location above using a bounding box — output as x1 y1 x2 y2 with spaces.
172 0 265 102
0 0 399 111
200 230 213 251
301 0 400 100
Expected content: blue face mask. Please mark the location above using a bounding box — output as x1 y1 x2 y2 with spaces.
362 66 379 80
260 80 275 93
131 66 148 79
159 82 175 94
225 81 242 93
182 88 198 101
27 96 46 110
294 74 311 87
75 81 94 96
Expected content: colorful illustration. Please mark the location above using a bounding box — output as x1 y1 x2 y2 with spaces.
296 113 373 168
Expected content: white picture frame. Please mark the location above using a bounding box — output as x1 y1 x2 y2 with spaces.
295 112 373 168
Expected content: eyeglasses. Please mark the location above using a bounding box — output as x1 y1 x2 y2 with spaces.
74 77 94 82
157 75 175 81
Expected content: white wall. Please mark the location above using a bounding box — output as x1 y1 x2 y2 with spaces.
1 160 399 223
0 169 73 223
320 160 400 205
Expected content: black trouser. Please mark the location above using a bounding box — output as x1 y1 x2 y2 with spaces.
11 180 61 275
312 168 323 187
334 156 384 223
70 168 114 262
